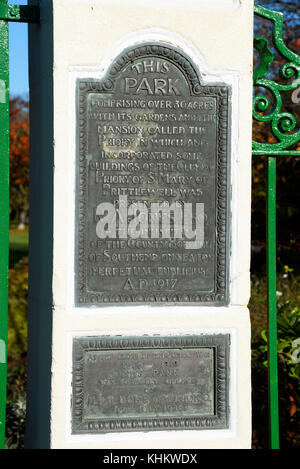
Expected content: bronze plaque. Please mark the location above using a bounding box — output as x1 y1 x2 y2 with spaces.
72 335 230 433
76 43 230 306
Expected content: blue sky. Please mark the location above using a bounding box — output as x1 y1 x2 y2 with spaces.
9 0 29 98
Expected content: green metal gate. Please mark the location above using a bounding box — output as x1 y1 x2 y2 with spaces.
0 1 299 449
0 0 39 449
253 3 300 449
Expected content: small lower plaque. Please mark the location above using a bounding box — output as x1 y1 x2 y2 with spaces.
72 334 229 434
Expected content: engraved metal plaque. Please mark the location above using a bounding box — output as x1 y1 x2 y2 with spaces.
76 43 230 306
72 334 230 434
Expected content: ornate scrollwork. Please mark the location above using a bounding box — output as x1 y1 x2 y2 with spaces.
253 4 300 155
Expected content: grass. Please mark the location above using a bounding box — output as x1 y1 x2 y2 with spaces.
9 229 29 268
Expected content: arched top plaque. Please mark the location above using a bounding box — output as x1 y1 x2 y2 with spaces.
75 43 230 306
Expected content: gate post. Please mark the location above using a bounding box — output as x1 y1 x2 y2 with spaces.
27 0 253 449
0 0 9 450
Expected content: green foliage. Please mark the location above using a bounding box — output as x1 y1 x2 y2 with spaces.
257 303 300 386
251 274 300 448
8 256 28 359
5 397 26 450
6 251 28 448
5 362 26 449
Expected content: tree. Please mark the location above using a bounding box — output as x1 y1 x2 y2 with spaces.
9 97 29 228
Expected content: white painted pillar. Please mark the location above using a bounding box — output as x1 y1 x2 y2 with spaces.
27 0 253 449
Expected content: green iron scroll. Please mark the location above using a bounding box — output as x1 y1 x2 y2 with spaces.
253 3 300 450
253 3 300 156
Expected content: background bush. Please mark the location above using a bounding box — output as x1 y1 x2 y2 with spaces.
6 256 28 448
5 362 26 449
8 256 28 359
250 272 300 448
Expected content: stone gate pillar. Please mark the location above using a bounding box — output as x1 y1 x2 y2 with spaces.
27 0 253 449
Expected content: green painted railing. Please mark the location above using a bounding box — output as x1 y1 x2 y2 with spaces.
0 2 298 450
253 3 300 449
0 0 9 450
0 1 39 449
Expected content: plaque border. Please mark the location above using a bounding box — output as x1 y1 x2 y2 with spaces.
75 43 231 306
71 334 230 434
